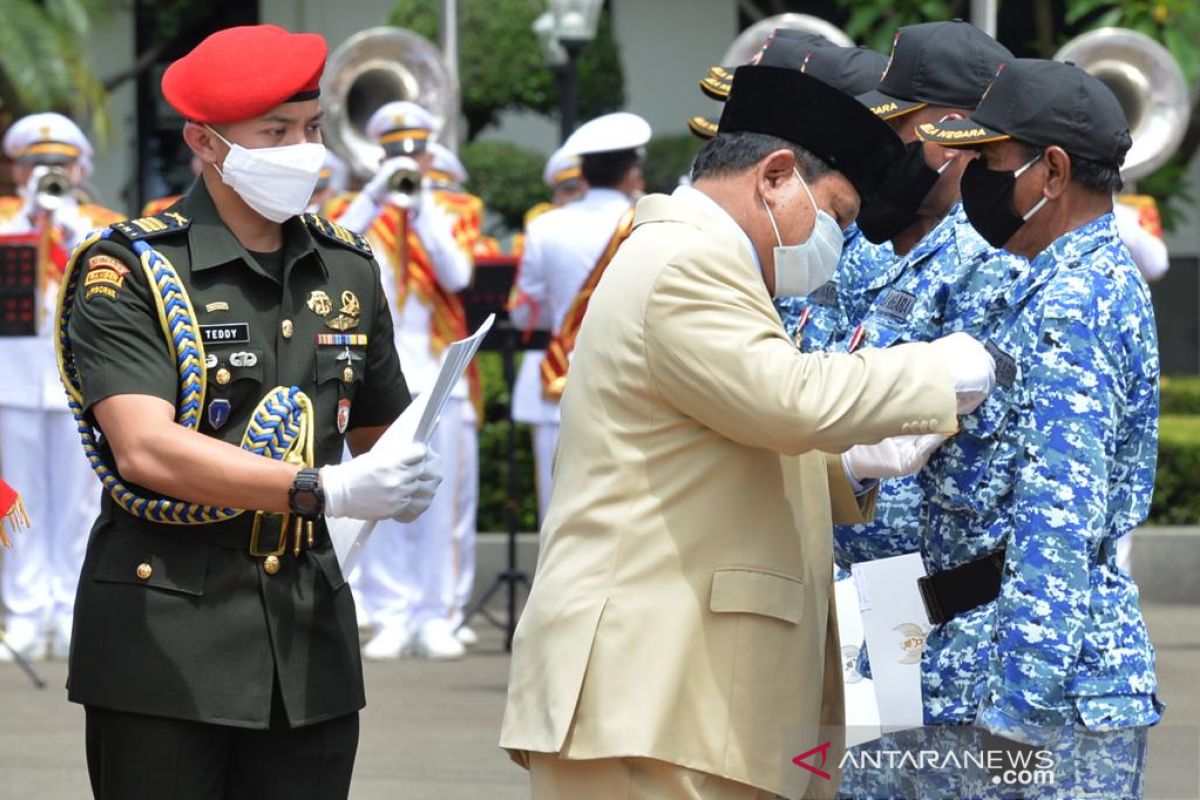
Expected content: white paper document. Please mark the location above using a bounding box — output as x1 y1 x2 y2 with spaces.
834 569 882 747
851 552 930 731
327 314 495 572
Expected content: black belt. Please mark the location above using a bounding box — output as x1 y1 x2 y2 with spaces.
917 548 1006 625
120 509 328 557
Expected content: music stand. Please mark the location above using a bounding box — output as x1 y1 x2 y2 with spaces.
459 256 546 650
0 235 40 338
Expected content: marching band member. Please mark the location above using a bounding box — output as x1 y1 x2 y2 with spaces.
0 113 122 662
507 112 649 526
329 101 478 660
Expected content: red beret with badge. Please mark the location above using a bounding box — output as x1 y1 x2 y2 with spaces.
162 24 328 124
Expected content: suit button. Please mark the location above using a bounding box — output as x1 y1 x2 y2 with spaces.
281 319 294 339
215 367 231 386
136 562 152 580
263 555 280 575
900 422 912 434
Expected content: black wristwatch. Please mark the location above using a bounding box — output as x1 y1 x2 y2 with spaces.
288 467 324 519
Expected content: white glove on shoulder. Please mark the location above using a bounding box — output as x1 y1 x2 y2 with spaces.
928 331 996 414
321 441 444 522
843 433 949 483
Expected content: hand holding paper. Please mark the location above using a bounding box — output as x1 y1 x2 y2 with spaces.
321 440 441 521
328 314 495 572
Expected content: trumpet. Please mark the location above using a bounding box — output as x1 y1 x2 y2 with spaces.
386 156 423 210
28 165 74 212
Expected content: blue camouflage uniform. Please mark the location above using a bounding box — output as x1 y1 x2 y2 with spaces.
920 212 1162 737
774 223 892 352
831 203 1025 568
837 213 1159 800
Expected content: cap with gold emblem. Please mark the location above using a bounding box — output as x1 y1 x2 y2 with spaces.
3 112 92 165
915 58 1132 168
542 146 583 190
856 19 1012 120
700 28 835 100
366 101 436 157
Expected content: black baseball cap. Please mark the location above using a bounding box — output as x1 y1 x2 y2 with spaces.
687 115 718 140
718 65 904 200
857 19 1012 120
800 46 888 97
700 29 835 100
915 58 1133 168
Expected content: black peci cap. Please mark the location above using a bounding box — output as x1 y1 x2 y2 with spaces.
718 65 904 200
857 19 1012 120
915 58 1132 168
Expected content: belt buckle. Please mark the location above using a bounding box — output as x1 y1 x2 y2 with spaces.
917 575 946 626
249 512 288 558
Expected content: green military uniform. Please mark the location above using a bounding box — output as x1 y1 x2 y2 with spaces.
65 179 408 732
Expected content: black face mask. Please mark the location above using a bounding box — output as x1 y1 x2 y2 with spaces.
960 153 1046 249
857 140 942 244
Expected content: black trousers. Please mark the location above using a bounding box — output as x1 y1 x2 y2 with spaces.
84 690 359 800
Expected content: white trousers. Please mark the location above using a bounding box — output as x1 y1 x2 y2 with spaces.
0 407 99 641
355 397 478 631
531 423 559 526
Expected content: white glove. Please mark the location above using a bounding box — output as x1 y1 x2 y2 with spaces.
363 156 422 205
927 332 996 414
321 441 444 521
843 433 948 483
393 448 442 523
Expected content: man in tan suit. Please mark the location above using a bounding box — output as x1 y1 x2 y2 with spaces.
500 65 997 800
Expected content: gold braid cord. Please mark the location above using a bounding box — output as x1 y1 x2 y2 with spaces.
55 229 314 529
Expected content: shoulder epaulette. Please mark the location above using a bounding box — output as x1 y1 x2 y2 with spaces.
111 210 191 241
303 213 373 257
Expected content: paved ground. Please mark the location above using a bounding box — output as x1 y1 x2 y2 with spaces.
2 603 1197 799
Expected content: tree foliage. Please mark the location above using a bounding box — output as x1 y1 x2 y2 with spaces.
389 0 626 140
0 0 111 139
461 140 548 231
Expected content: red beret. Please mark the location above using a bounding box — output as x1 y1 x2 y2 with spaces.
162 25 327 124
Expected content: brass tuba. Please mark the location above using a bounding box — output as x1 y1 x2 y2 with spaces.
321 26 460 180
721 13 853 66
1055 27 1189 181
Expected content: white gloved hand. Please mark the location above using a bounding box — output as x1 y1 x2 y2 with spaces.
363 156 422 204
321 441 444 521
843 433 949 482
927 331 996 414
392 448 442 523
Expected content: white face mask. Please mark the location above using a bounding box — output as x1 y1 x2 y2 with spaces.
762 168 844 298
208 127 325 223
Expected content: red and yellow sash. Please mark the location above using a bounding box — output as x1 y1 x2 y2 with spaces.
371 203 484 421
540 208 635 400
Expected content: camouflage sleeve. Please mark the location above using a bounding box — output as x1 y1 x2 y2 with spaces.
976 309 1119 743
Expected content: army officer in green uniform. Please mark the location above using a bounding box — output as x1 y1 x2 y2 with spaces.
57 25 442 800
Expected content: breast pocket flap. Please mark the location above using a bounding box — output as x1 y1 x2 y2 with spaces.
92 530 208 596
